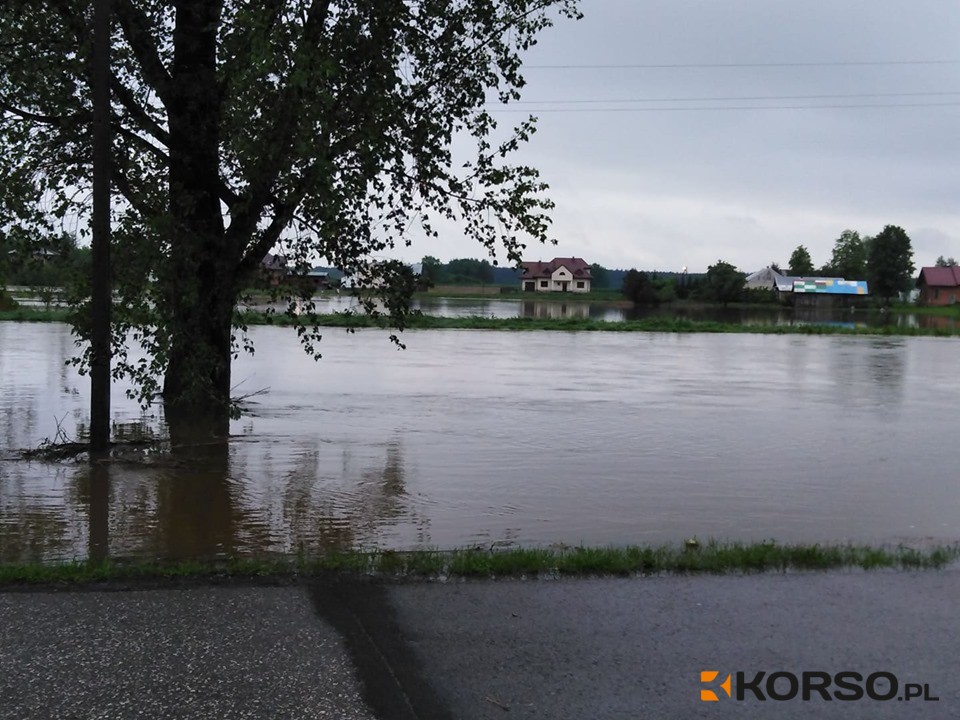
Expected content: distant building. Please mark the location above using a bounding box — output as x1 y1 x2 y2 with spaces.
520 257 592 293
302 268 330 290
792 278 869 307
916 266 960 306
744 266 785 291
259 253 288 286
745 266 867 304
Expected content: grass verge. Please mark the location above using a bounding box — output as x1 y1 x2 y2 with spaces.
0 308 68 322
238 311 960 336
2 541 957 587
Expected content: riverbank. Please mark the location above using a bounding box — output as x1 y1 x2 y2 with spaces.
2 541 956 587
4 306 960 337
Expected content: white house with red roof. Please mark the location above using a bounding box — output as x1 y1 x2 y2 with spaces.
520 257 592 293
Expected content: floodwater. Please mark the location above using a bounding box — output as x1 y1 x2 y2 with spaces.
252 294 960 329
12 285 959 328
2 321 959 563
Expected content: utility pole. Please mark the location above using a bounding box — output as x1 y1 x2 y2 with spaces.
90 0 112 453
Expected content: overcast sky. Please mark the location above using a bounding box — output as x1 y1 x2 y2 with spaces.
401 0 960 273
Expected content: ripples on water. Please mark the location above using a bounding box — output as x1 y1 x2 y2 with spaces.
2 321 960 562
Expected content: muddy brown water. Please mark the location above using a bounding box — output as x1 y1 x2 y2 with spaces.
1 321 959 563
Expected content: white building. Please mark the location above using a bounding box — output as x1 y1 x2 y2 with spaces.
520 257 592 293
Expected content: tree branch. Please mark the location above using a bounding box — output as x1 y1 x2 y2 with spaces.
113 123 169 165
114 0 173 107
225 0 332 247
112 163 159 219
217 0 286 101
236 200 297 277
111 79 169 146
0 100 81 127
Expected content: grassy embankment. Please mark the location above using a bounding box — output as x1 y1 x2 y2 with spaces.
889 303 960 316
4 306 960 337
1 541 957 586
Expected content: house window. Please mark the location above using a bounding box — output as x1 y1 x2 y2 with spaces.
540 280 548 288
934 288 940 300
576 281 584 289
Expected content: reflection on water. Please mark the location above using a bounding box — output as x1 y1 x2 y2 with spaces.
2 322 960 563
250 294 960 329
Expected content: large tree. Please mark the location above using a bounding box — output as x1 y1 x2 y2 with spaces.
621 269 658 306
787 245 814 276
867 225 915 303
589 262 609 289
828 229 867 280
703 260 744 306
0 1 581 439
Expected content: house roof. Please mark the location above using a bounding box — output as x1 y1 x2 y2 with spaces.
917 266 960 288
765 270 846 292
520 257 592 279
261 252 288 271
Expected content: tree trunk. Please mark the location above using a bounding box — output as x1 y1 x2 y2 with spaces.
162 285 235 444
162 1 235 443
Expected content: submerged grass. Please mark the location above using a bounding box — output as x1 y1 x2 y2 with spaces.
2 541 957 587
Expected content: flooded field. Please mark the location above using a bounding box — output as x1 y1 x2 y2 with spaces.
249 294 960 329
2 321 959 563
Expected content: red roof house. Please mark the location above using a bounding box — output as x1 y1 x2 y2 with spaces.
916 266 960 306
520 257 592 293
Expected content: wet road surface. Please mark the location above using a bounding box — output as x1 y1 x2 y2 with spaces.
2 569 957 719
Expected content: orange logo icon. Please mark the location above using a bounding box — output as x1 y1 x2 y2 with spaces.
701 671 733 702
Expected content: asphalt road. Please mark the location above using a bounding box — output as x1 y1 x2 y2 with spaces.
2 569 958 719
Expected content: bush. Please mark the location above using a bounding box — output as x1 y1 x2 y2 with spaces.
0 289 18 311
741 287 778 304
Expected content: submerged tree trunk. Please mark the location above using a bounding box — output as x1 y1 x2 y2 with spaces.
162 282 236 444
162 1 236 443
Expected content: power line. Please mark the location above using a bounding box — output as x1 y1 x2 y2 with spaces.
525 60 960 70
491 91 960 105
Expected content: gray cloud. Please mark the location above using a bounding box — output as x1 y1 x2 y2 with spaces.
402 0 960 273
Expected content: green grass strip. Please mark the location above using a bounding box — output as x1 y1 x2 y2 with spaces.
241 311 960 336
4 307 960 336
2 541 957 587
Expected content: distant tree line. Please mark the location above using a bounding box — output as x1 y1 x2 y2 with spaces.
1 229 91 289
622 224 922 307
622 264 748 306
420 256 498 285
